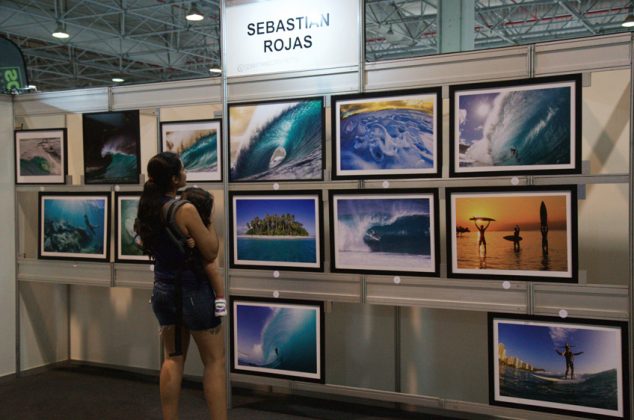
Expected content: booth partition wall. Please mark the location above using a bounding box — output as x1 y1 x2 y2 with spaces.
4 8 633 420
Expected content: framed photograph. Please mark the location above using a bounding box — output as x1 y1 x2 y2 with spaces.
446 186 577 282
229 190 323 271
160 119 222 182
449 74 581 177
230 296 325 383
82 110 141 184
228 97 324 182
331 87 442 180
329 189 439 276
14 128 67 184
114 192 149 263
489 313 629 419
38 192 111 262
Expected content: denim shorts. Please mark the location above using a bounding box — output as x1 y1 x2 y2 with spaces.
151 270 221 331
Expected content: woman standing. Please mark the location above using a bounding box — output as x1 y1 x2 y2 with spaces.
135 152 227 420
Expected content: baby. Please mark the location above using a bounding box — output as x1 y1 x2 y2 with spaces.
180 187 226 317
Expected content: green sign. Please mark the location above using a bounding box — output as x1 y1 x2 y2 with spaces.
0 37 29 93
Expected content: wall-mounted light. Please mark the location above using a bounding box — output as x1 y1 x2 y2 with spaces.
186 3 204 21
52 22 69 39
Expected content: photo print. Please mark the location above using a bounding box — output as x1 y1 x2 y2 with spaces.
329 189 439 276
229 191 323 271
231 297 324 382
39 192 110 262
15 128 67 184
332 87 442 179
447 186 577 282
450 74 581 177
82 110 141 184
160 119 222 182
228 97 324 182
114 192 148 263
489 313 629 419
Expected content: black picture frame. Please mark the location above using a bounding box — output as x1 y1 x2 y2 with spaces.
329 188 440 277
227 96 325 182
446 185 578 282
38 191 111 262
82 110 141 185
230 296 325 383
228 190 324 272
114 191 150 264
449 74 582 177
159 119 223 182
331 87 442 180
488 312 629 419
14 128 68 185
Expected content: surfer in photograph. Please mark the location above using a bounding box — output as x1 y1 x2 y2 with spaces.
555 343 584 379
513 225 521 252
540 201 549 256
84 213 97 235
473 218 491 254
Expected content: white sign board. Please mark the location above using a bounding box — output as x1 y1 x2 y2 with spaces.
225 0 360 77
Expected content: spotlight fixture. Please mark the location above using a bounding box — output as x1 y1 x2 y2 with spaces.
209 67 222 75
622 14 634 28
112 76 125 83
52 22 69 39
186 3 204 21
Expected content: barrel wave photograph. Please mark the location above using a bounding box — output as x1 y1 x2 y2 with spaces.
450 75 580 176
231 298 323 382
332 88 441 179
330 190 438 276
39 192 110 261
160 119 222 182
115 192 147 262
15 128 67 184
229 97 324 182
490 314 628 419
230 192 322 270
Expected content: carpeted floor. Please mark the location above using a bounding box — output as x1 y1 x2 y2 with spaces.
0 365 475 419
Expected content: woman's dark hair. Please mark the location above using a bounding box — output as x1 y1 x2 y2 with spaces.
135 152 182 255
181 187 214 227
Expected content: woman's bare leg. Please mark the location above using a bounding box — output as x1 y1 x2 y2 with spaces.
159 326 191 420
192 325 227 420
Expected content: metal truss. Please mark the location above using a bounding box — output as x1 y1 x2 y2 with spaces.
0 0 632 91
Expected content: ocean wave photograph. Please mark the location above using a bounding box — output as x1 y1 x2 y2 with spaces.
116 194 146 261
40 194 109 260
15 129 66 184
83 110 140 184
332 192 436 274
334 91 440 178
229 98 323 181
161 119 221 182
454 77 578 175
233 300 321 381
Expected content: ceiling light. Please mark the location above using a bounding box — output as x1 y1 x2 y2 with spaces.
186 4 204 21
622 14 634 28
112 76 125 83
209 67 222 75
52 23 69 39
386 24 394 35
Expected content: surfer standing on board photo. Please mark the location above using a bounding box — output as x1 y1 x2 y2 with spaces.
555 343 584 379
473 218 491 254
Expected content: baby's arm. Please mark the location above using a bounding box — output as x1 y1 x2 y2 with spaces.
203 259 225 298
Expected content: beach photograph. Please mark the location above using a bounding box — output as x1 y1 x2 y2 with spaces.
448 187 576 280
331 190 437 275
115 193 147 262
82 110 140 184
15 129 66 184
39 193 109 261
333 89 440 178
231 193 321 270
160 119 222 182
229 98 324 181
232 298 322 381
451 76 579 176
490 314 627 418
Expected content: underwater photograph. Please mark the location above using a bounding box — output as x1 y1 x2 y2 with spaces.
490 314 627 419
448 186 576 281
160 119 222 182
231 193 322 270
15 129 66 184
451 75 580 176
333 89 441 179
232 298 323 381
39 193 110 261
229 97 324 181
82 110 141 184
115 193 147 262
331 190 437 275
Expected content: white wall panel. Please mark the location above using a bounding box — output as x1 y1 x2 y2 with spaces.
112 79 222 110
13 88 108 116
